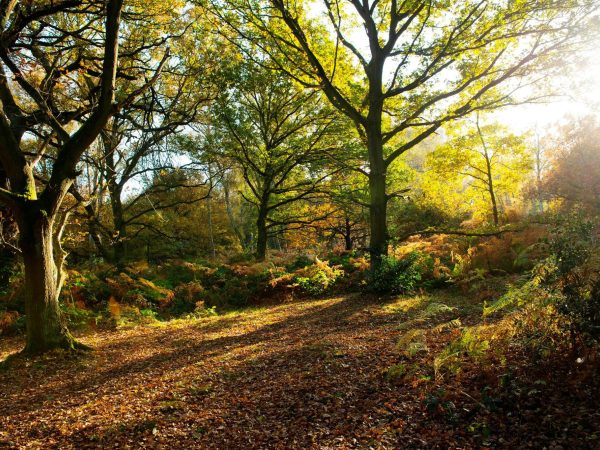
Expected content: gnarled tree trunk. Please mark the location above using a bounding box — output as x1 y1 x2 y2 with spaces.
17 209 76 354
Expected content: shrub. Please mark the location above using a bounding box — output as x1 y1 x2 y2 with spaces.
369 252 424 294
61 304 99 329
549 210 595 274
0 310 21 335
286 255 313 271
105 273 174 309
294 259 344 296
107 302 159 328
558 273 600 344
433 327 490 379
204 276 253 307
184 303 218 319
171 282 205 315
547 211 600 344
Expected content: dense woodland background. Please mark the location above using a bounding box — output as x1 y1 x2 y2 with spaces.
0 0 599 448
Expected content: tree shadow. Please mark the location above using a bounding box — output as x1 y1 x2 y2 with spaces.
0 294 398 419
51 297 409 448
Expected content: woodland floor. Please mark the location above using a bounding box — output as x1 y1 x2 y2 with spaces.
0 293 598 449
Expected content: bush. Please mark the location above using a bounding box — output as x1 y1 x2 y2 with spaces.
0 310 22 335
105 273 174 309
286 255 313 271
294 259 344 296
204 275 254 307
369 252 425 294
549 209 595 274
558 273 600 344
170 282 205 315
61 304 100 329
107 301 160 328
184 303 218 319
547 211 600 344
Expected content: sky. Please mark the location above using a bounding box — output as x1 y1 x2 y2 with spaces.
495 48 600 134
308 0 600 138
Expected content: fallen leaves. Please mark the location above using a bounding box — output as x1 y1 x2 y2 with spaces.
0 293 598 449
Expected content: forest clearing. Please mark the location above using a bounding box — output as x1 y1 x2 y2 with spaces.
2 291 598 449
1 0 600 448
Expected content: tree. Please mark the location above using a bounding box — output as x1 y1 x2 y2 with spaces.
427 117 532 226
208 66 340 260
322 166 372 251
0 0 170 353
0 164 17 289
78 74 210 267
221 0 598 268
117 168 234 261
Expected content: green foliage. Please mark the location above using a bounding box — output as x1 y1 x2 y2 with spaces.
483 259 560 316
434 327 490 379
425 120 532 225
170 282 205 315
294 259 344 296
547 211 600 344
326 252 358 272
61 304 100 330
383 363 407 381
286 255 313 271
397 329 428 357
558 274 600 344
369 252 424 294
185 305 218 320
111 305 160 329
549 210 595 275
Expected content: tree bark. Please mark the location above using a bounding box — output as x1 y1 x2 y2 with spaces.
344 217 353 251
365 56 388 270
109 182 127 269
206 194 216 260
223 182 245 249
17 210 77 354
476 116 500 226
255 205 268 261
366 120 388 269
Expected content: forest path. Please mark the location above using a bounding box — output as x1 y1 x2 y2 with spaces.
0 294 433 448
1 292 597 449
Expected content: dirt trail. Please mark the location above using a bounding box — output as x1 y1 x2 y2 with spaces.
1 295 424 449
1 294 598 449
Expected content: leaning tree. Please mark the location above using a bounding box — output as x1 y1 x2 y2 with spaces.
0 0 173 353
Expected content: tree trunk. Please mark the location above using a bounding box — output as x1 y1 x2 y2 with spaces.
488 183 499 226
223 183 245 248
483 148 499 226
477 114 500 226
84 202 112 261
365 58 388 270
0 245 16 288
109 183 127 269
367 127 388 269
255 206 268 261
344 217 353 251
18 210 76 354
206 194 216 260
